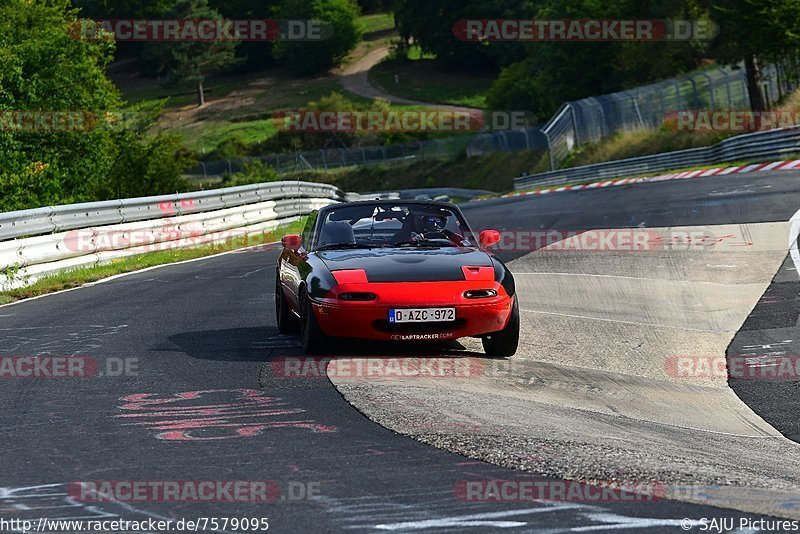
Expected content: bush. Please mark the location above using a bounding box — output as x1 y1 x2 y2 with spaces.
223 160 281 186
275 0 363 76
102 132 196 199
0 2 199 212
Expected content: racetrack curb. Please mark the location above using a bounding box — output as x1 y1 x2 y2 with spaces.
494 158 800 200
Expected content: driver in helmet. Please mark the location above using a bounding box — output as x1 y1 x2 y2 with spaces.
417 215 446 235
411 214 467 245
392 211 468 246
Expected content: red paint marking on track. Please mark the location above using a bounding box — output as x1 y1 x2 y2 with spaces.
116 389 337 441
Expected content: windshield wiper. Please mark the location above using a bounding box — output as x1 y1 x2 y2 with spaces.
316 243 375 251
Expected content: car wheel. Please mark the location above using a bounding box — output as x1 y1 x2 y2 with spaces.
482 296 519 358
275 275 299 334
300 289 330 354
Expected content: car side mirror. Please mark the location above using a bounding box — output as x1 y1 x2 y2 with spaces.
281 234 303 251
479 230 501 248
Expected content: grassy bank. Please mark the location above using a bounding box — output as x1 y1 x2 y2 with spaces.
369 48 494 109
284 149 544 193
556 128 728 171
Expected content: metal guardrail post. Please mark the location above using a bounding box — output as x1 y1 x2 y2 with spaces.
742 77 750 108
545 130 555 171
685 75 699 107
719 68 733 108
569 105 579 148
632 100 644 130
701 72 715 109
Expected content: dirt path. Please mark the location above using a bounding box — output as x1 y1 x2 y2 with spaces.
338 46 481 113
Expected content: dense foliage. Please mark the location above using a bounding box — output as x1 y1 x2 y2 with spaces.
395 0 800 115
73 0 363 74
0 0 194 212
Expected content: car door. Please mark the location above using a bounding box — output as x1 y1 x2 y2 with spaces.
280 210 317 312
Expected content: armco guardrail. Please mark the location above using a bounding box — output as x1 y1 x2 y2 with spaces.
0 181 342 241
514 126 800 190
0 181 343 290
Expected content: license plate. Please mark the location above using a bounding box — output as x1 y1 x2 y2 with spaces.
389 308 456 323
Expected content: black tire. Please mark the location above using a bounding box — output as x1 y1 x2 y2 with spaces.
482 296 520 358
275 276 298 334
300 289 331 354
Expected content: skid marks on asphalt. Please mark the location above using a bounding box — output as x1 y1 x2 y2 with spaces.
0 483 183 533
0 324 129 355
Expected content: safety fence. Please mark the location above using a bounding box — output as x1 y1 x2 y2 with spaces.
514 126 800 190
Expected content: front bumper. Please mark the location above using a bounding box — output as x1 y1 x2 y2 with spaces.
311 281 514 341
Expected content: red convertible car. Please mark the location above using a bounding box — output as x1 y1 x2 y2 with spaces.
275 200 518 357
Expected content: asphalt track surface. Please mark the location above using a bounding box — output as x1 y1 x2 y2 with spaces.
1 170 799 533
729 255 800 443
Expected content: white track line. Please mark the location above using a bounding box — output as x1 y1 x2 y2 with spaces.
789 209 800 277
0 241 280 310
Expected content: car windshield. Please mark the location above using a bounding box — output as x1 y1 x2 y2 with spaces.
314 203 476 250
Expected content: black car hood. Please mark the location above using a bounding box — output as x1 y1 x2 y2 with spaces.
316 247 493 282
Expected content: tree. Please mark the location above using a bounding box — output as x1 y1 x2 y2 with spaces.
0 0 196 212
0 0 120 210
208 0 283 70
275 0 363 76
485 0 707 116
70 0 178 18
708 0 800 111
97 104 195 199
394 0 524 68
143 0 238 106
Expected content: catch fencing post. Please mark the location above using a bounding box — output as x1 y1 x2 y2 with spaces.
701 72 715 109
719 68 732 108
569 104 579 147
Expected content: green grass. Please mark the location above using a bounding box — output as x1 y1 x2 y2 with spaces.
561 128 729 169
171 119 280 155
369 50 494 109
113 65 378 154
344 13 398 64
406 46 436 61
111 68 259 107
151 81 380 154
116 63 449 155
360 13 394 35
0 219 305 305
